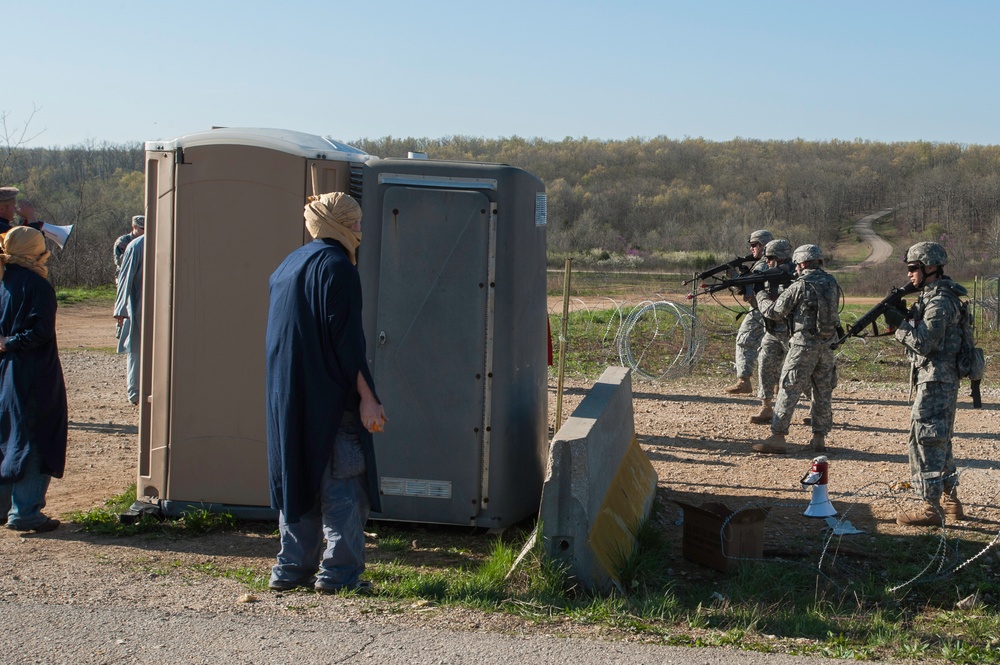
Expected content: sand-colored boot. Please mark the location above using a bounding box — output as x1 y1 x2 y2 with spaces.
749 400 773 425
752 432 787 454
896 501 944 527
724 376 753 395
808 433 826 452
942 490 966 520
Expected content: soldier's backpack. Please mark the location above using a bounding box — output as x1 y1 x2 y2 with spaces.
957 299 985 382
955 297 986 408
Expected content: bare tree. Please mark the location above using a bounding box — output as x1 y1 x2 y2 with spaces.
0 105 45 185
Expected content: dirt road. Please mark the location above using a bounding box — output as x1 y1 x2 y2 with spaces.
853 208 896 268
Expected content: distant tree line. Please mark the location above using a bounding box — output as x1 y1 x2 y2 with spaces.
3 133 1000 286
1 138 144 287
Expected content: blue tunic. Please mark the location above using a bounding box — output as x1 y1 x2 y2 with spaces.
265 239 381 523
0 265 68 481
113 235 143 355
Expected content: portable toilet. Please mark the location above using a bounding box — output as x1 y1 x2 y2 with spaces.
137 127 372 517
358 158 549 528
135 130 548 528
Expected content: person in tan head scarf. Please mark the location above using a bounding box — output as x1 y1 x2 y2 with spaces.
265 192 385 593
0 226 67 534
0 225 51 280
303 192 363 265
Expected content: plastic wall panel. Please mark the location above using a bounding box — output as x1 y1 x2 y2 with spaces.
139 140 356 510
360 159 547 527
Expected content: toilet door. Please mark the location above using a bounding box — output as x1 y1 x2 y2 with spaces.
371 186 492 524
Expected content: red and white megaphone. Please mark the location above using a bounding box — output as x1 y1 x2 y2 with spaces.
41 223 74 249
801 455 836 518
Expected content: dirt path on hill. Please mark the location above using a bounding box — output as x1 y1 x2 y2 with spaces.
853 207 896 268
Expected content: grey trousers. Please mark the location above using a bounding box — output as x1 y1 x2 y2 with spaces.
271 425 370 588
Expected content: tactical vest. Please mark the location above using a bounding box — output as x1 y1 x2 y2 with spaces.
793 270 840 339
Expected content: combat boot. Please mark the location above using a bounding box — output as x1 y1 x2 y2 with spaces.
896 501 944 527
808 433 826 452
752 432 787 454
724 376 753 395
942 490 966 520
749 401 773 425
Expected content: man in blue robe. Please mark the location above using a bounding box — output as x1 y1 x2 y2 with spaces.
0 227 68 533
113 233 144 405
266 192 386 593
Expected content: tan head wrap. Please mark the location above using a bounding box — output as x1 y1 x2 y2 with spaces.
1 226 50 280
303 192 362 265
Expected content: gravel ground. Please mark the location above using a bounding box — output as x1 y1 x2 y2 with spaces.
1 302 997 663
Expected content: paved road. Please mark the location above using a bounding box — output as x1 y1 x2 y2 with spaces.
853 208 895 268
0 601 905 665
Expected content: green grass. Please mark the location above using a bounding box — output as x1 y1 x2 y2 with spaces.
368 511 1000 661
549 298 1000 383
65 480 1000 662
67 484 240 537
190 562 270 592
56 284 116 304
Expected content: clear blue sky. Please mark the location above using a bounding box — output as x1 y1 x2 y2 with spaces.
7 0 1000 148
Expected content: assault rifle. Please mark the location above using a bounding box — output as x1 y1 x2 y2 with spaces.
682 254 755 286
686 267 795 299
830 282 918 349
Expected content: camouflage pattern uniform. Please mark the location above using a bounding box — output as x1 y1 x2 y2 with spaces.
113 231 135 279
733 250 771 380
753 245 795 402
894 277 965 502
757 263 840 437
113 216 144 282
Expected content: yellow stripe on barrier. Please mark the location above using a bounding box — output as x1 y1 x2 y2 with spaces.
588 434 658 583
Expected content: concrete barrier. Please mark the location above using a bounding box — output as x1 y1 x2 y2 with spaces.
538 366 658 593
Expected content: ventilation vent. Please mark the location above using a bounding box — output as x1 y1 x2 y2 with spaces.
380 477 452 499
349 163 364 203
535 192 547 226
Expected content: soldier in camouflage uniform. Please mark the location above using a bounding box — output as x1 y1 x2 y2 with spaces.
890 242 966 527
723 229 773 395
114 215 144 282
747 239 796 425
752 244 841 454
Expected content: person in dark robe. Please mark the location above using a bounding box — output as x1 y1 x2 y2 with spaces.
265 192 386 593
0 226 68 533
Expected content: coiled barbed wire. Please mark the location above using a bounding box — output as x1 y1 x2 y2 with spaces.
616 300 705 380
977 276 1000 332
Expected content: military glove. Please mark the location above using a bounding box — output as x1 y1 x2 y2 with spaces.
883 302 907 331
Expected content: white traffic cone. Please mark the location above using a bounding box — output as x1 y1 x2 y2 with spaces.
800 455 836 518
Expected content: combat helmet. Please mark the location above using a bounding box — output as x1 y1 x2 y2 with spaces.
764 238 792 261
792 244 823 264
904 241 947 267
749 229 774 246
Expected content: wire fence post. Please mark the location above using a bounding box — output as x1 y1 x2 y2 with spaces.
554 258 573 431
687 271 699 367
